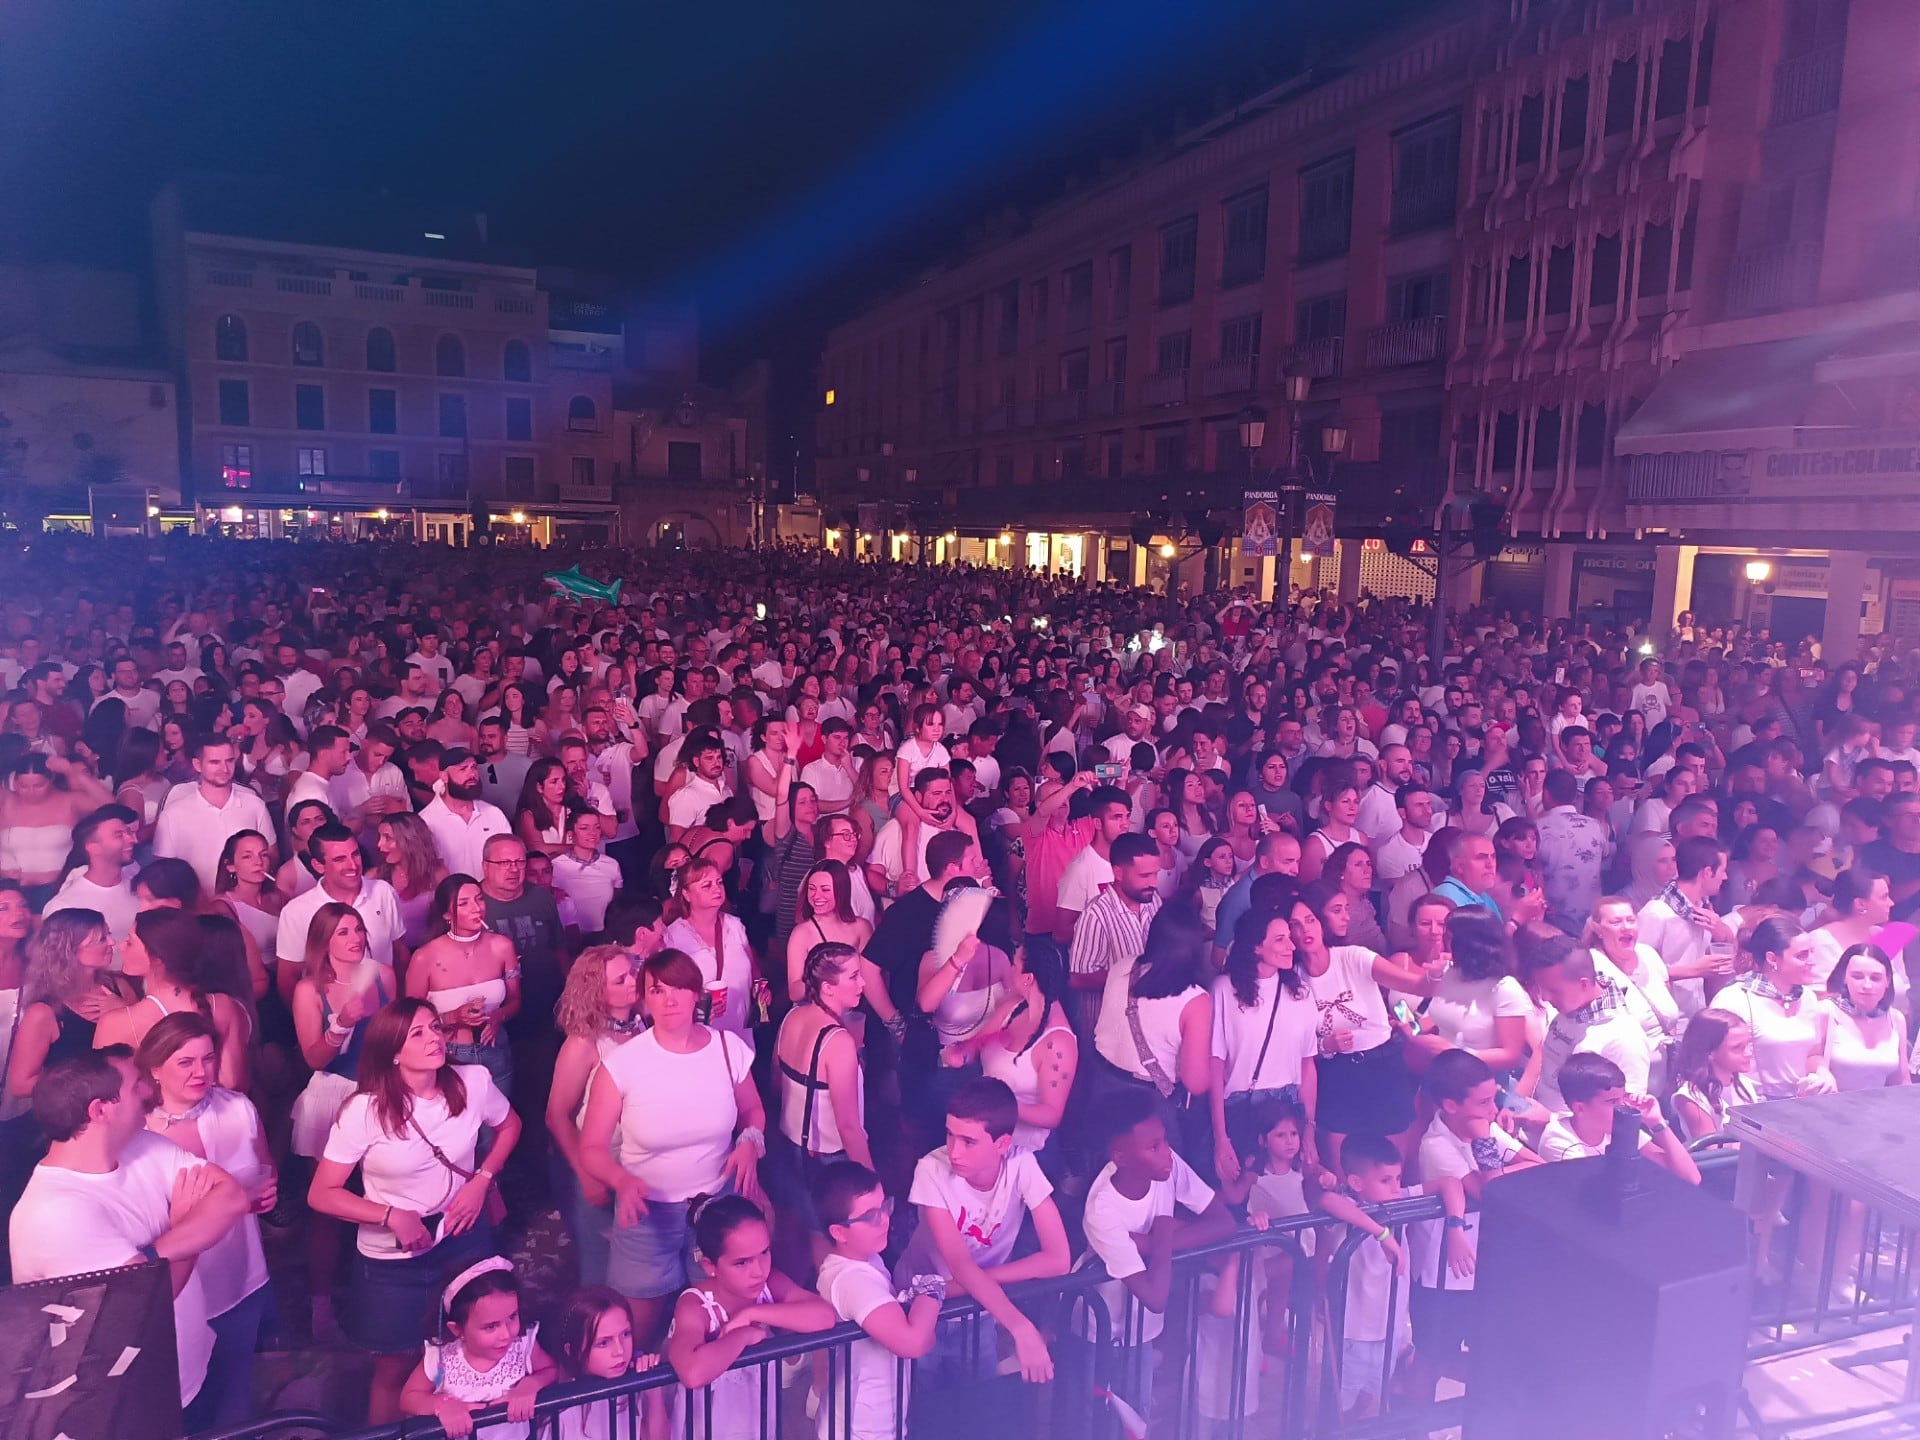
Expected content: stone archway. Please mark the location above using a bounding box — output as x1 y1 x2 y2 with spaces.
649 509 725 548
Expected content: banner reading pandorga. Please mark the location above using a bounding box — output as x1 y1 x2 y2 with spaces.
1241 490 1279 557
1301 491 1336 555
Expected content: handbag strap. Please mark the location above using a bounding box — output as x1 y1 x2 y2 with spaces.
1125 996 1177 1099
407 1111 476 1190
1246 979 1286 1091
798 1021 838 1156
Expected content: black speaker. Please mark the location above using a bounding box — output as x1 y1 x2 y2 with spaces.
1467 1120 1749 1440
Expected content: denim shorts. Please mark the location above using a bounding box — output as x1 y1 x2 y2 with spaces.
345 1218 496 1354
606 1179 731 1301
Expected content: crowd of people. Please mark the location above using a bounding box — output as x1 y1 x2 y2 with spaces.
0 532 1914 1438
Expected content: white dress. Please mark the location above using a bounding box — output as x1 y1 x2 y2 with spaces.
424 1323 541 1440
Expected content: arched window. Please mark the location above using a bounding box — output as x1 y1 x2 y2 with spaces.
366 327 396 373
435 334 466 378
567 395 597 431
214 315 248 362
502 339 531 383
292 321 324 367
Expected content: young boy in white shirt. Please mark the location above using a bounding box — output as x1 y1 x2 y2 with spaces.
1408 1049 1542 1403
1325 1134 1416 1420
813 1161 945 1440
1538 1052 1701 1183
892 1078 1070 1386
1076 1093 1237 1429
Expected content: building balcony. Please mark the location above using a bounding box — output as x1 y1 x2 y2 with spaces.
1042 389 1087 424
1389 174 1458 236
552 344 615 371
1770 44 1844 127
557 483 615 505
1278 336 1344 382
1725 241 1824 316
1363 315 1446 369
1089 380 1126 418
1140 368 1191 406
1198 356 1260 397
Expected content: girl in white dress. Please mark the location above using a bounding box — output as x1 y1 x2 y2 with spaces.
553 1285 663 1440
400 1258 558 1440
1668 1008 1761 1142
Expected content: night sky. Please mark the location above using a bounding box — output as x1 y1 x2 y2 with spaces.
0 0 1426 452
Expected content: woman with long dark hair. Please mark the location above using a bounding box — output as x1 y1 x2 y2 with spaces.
1209 906 1320 1183
308 997 519 1422
405 874 520 1096
96 907 252 1089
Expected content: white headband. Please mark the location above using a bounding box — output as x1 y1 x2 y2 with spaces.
442 1255 512 1312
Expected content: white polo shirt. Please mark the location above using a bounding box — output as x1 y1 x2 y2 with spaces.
274 875 405 972
419 795 513 877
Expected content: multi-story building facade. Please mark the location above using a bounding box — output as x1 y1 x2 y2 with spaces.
814 6 1482 599
817 0 1920 653
0 264 181 532
151 180 753 547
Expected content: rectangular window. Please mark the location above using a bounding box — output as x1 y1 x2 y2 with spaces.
1503 256 1532 324
1545 247 1575 315
996 283 1019 357
1030 279 1048 342
1298 153 1355 261
296 446 327 476
1559 75 1590 153
1386 270 1449 322
995 453 1015 486
1590 232 1623 305
438 394 466 439
1060 348 1090 392
219 442 252 488
1154 330 1191 373
1058 441 1086 480
368 449 401 480
1605 58 1640 135
218 379 249 427
1108 245 1132 321
294 384 325 431
368 388 397 435
1151 428 1187 473
1220 188 1269 286
667 441 702 480
1105 337 1129 383
1219 313 1262 360
503 456 536 496
1654 37 1693 118
1576 404 1609 467
1064 261 1093 329
1103 432 1125 478
1295 292 1347 343
1391 114 1461 233
1515 94 1545 167
436 453 467 489
571 456 597 487
1638 222 1674 297
1158 216 1198 305
505 397 533 441
1380 407 1443 464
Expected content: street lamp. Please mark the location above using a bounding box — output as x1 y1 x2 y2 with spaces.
1745 559 1773 583
1236 404 1267 453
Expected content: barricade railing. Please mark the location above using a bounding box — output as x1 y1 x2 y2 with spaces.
195 1195 1455 1440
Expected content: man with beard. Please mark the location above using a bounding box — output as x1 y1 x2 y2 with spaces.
868 768 977 900
419 746 513 876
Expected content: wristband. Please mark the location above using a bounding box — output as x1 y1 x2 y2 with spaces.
736 1126 766 1157
138 1243 161 1264
477 1168 498 1186
1444 1215 1468 1231
1375 1225 1392 1243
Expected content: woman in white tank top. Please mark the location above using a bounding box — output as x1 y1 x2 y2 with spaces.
406 875 520 1097
1820 942 1909 1092
974 945 1079 1162
1715 918 1833 1101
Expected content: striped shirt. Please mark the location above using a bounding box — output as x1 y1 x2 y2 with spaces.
1068 888 1162 979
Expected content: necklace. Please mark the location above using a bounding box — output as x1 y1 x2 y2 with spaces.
447 928 488 944
155 1096 210 1126
605 1011 644 1036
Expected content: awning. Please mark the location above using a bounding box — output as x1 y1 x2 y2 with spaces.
1614 336 1837 456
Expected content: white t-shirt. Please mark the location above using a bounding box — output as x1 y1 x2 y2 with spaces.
666 775 732 831
1343 1182 1420 1344
816 1253 910 1440
419 796 514 879
1539 1116 1611 1162
597 1028 753 1202
284 766 337 817
1056 846 1115 918
274 876 405 972
11 1131 216 1403
41 865 140 938
1409 1117 1522 1291
896 1147 1052 1280
322 1064 512 1258
799 756 857 814
1304 946 1392 1053
550 852 623 933
1422 972 1533 1055
892 739 951 795
1372 829 1430 886
1208 973 1318 1095
1079 1155 1216 1341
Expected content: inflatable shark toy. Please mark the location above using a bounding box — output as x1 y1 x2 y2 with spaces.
543 566 623 604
